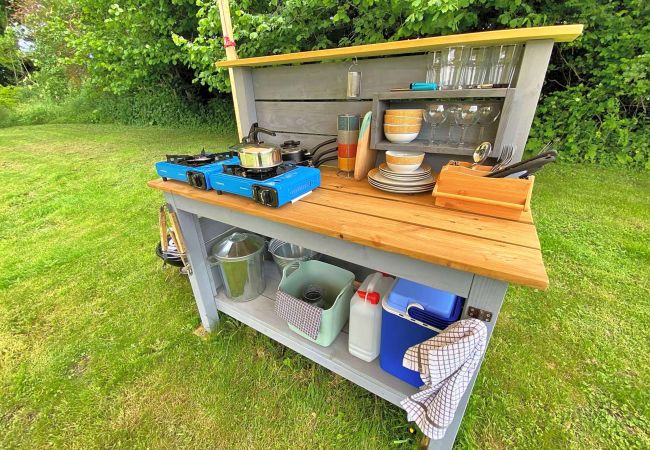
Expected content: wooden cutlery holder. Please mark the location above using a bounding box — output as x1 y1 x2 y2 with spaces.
432 164 534 220
444 161 493 175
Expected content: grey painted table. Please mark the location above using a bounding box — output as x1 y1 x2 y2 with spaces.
150 172 548 449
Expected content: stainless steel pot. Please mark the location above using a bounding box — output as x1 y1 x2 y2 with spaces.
230 123 282 170
208 231 266 302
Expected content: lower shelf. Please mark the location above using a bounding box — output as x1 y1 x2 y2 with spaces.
213 261 418 407
374 138 477 155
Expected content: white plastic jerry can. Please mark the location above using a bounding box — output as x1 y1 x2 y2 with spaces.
348 272 395 362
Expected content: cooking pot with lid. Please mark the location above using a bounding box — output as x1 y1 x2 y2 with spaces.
229 123 282 170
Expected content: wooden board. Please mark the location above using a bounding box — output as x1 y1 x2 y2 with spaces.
147 169 548 289
354 112 375 180
318 168 533 223
216 25 583 68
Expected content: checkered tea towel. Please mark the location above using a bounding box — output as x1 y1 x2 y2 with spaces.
401 319 487 440
275 290 323 340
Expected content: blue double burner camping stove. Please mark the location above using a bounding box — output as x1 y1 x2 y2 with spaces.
155 150 320 207
155 150 240 190
209 163 320 208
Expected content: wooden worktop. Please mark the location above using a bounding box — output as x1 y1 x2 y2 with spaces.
148 168 548 289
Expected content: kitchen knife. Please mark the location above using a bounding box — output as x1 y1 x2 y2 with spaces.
486 151 557 178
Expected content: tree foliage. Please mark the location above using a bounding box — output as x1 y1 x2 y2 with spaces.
13 0 650 167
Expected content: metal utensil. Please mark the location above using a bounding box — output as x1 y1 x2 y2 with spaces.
491 144 514 172
471 142 492 167
268 238 321 269
486 150 557 178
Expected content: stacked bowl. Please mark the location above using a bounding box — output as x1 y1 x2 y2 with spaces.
367 151 435 194
383 109 423 144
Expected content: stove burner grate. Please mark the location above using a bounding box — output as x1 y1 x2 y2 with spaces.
165 149 234 167
222 163 298 180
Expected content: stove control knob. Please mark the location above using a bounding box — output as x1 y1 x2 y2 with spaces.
253 186 278 207
259 189 271 204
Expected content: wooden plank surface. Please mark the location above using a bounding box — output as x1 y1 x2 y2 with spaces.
216 25 583 68
307 189 539 249
147 173 548 289
318 169 534 224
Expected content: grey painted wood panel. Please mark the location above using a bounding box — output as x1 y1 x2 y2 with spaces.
166 194 221 331
262 131 337 151
255 100 372 135
378 88 509 100
252 55 428 100
493 40 554 162
230 67 258 141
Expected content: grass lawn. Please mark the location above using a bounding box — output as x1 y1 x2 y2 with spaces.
1 124 648 449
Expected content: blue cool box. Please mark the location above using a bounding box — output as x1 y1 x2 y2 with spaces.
379 279 464 387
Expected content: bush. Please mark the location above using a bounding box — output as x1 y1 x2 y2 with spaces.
0 85 236 133
0 85 21 108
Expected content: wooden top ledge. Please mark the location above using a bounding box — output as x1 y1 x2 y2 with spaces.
148 168 548 289
216 25 583 68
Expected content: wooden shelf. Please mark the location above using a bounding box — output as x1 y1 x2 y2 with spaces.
216 25 583 68
377 88 510 100
214 262 417 407
374 139 476 155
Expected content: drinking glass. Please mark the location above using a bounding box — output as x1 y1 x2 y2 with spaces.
476 105 501 141
460 47 488 88
445 104 461 143
453 104 479 147
425 51 442 85
488 45 521 87
422 104 447 145
439 46 467 90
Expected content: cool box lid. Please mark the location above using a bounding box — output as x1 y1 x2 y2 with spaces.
386 278 462 322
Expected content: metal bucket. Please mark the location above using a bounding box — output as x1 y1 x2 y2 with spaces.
268 238 321 270
208 232 266 302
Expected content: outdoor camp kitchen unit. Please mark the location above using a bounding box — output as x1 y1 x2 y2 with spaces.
149 6 583 447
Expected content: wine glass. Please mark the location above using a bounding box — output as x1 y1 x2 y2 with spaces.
453 104 479 147
445 104 461 143
423 104 447 145
476 105 501 141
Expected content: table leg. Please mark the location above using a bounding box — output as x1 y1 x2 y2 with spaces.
428 275 508 449
165 193 220 331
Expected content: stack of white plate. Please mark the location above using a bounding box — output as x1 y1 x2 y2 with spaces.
368 163 435 193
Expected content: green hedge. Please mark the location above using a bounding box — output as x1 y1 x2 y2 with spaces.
0 86 235 133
